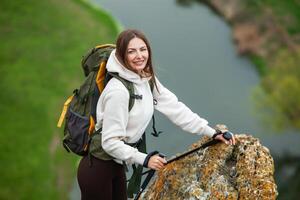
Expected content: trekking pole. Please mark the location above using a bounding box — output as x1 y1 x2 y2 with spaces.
134 140 219 200
141 139 221 176
134 132 233 199
167 131 233 164
166 139 219 164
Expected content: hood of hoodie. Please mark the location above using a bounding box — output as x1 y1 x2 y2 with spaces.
106 50 151 85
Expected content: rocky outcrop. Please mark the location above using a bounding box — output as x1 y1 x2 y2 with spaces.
139 134 277 199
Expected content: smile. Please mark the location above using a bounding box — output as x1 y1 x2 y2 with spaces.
133 60 145 65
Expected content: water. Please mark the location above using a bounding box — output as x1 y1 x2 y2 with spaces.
71 0 300 198
90 0 300 154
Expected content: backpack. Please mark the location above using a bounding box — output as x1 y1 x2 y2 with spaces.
57 44 139 157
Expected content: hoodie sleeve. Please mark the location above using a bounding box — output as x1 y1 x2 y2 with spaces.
153 77 215 137
100 87 147 165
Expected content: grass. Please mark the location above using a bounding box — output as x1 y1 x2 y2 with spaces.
0 0 119 199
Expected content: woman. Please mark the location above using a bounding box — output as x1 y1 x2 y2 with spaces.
77 29 236 200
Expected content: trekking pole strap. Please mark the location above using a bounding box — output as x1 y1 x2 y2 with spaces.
134 169 155 200
134 153 165 200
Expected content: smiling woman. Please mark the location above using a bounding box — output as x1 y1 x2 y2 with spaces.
76 28 235 199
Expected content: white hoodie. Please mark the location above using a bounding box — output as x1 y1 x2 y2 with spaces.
95 50 216 165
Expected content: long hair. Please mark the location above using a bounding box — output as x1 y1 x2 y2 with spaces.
115 29 158 91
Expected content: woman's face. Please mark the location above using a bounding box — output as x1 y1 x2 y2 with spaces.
126 37 149 74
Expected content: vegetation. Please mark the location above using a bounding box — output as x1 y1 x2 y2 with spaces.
254 49 300 130
0 0 119 199
247 0 300 36
238 1 300 198
247 0 300 130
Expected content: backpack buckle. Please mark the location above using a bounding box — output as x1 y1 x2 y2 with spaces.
131 94 143 100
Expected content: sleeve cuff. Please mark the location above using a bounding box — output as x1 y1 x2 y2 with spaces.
202 125 216 137
143 151 159 168
133 151 147 166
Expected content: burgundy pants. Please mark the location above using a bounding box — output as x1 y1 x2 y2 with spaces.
77 156 127 200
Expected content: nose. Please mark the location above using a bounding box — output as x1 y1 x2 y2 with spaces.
136 50 142 58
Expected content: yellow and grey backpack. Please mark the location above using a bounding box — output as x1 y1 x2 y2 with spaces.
57 44 138 157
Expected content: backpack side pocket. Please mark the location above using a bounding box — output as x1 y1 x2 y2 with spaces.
63 108 89 156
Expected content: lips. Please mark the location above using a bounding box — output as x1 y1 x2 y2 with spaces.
133 60 145 66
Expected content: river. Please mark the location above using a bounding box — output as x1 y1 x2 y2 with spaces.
70 0 300 199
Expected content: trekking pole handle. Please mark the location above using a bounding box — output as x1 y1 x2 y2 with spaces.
158 153 166 158
141 153 166 175
223 131 233 141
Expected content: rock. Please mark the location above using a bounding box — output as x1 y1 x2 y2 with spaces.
233 23 263 55
204 0 243 21
139 134 278 200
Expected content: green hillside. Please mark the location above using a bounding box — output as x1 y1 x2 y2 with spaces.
0 0 119 199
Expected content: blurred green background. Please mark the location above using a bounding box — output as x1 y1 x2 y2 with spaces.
1 0 299 199
0 0 119 199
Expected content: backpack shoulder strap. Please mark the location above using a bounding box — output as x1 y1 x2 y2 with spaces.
148 79 154 93
108 72 135 112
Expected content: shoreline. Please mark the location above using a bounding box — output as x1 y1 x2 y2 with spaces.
199 0 299 75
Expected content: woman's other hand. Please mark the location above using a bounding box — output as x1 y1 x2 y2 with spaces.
214 131 236 145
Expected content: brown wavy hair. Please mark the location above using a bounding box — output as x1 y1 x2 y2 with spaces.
115 29 158 90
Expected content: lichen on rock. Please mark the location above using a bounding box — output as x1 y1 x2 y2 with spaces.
139 134 277 200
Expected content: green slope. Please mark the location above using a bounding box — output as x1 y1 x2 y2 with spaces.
0 0 119 199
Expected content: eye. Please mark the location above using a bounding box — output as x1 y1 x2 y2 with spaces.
127 50 135 54
141 47 147 51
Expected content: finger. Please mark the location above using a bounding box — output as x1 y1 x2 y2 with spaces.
157 157 167 164
153 163 162 170
151 164 159 170
229 134 235 145
150 159 162 169
156 160 165 169
230 139 234 145
219 135 229 144
215 135 227 144
228 132 235 145
232 135 236 145
224 138 229 145
157 165 163 170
